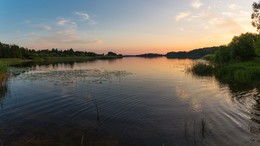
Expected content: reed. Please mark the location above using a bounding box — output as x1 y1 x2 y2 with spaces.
93 99 100 122
0 61 8 73
81 135 84 146
215 59 260 83
190 63 214 76
202 54 216 62
201 118 206 138
191 58 260 83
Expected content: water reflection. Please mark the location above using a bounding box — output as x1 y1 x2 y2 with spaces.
223 83 260 136
0 58 259 146
190 62 260 138
0 73 8 107
11 59 98 69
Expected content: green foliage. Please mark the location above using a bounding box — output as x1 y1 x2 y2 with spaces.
211 33 260 63
254 38 260 56
0 42 122 60
0 61 8 73
215 59 260 83
106 52 118 56
191 63 214 76
191 59 260 83
229 33 258 61
166 46 218 59
202 54 216 62
252 1 260 32
215 45 232 64
0 58 32 66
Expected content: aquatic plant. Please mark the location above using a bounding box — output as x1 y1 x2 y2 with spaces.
0 73 8 107
93 99 100 122
184 118 207 145
190 58 260 83
15 69 132 85
190 63 214 76
215 60 260 83
0 61 8 73
201 118 206 138
202 54 216 62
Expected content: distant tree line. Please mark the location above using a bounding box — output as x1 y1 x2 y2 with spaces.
166 31 260 61
0 42 122 59
166 47 219 59
136 53 164 58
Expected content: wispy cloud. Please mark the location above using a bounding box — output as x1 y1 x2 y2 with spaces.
41 25 52 31
27 32 38 37
190 11 244 33
84 39 102 44
57 18 70 26
175 12 191 21
74 11 96 24
228 4 240 11
27 14 100 49
191 0 204 9
29 27 102 49
56 19 79 43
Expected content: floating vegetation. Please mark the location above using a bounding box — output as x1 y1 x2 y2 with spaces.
9 67 31 76
15 69 132 85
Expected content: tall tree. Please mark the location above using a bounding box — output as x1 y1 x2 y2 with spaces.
252 1 260 32
229 33 258 60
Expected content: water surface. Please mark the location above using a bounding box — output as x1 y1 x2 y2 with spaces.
0 57 259 146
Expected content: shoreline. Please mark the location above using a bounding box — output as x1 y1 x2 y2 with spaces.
0 56 123 72
191 57 260 84
0 56 123 64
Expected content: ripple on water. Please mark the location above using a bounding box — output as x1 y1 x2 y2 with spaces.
0 59 259 146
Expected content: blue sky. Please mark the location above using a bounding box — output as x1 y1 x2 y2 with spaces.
0 0 257 54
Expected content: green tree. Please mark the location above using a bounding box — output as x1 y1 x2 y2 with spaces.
10 44 22 58
215 45 231 64
229 33 258 61
107 52 117 56
252 1 260 32
254 38 260 56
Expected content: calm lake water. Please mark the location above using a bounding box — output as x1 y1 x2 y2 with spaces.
0 57 259 146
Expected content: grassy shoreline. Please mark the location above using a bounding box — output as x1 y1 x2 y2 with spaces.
215 59 260 83
0 58 33 66
43 56 123 62
191 58 260 83
0 55 123 70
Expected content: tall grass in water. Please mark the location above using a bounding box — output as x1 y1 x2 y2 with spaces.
190 63 214 76
215 60 260 83
190 59 260 83
93 99 100 122
183 118 207 145
0 61 8 73
202 54 216 62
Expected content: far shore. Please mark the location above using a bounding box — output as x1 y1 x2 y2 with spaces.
0 56 123 66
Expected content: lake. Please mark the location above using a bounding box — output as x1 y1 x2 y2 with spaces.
0 57 259 146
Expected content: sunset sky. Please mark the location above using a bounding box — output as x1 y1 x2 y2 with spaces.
0 0 257 54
